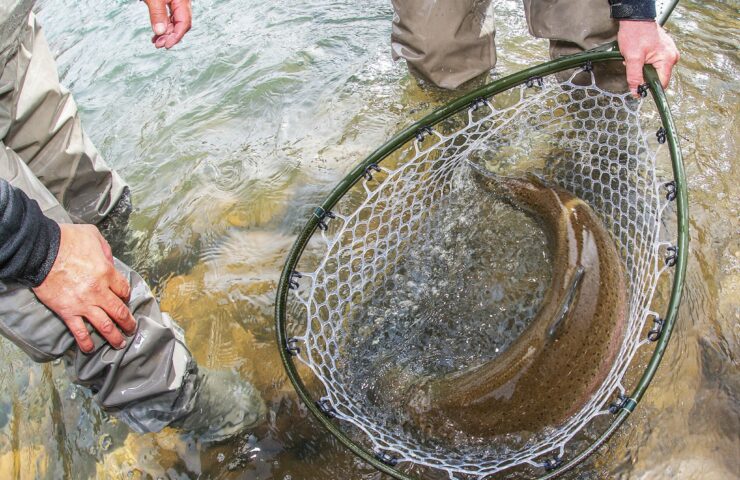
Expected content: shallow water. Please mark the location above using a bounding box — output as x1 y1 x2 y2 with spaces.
0 0 736 478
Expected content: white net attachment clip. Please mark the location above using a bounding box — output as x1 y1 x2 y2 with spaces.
286 337 301 356
314 207 337 231
663 181 677 201
525 76 544 88
374 450 399 467
316 398 338 418
288 271 303 290
608 393 637 414
664 245 679 267
364 163 382 181
542 456 564 472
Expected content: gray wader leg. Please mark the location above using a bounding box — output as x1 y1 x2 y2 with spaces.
391 0 627 92
522 0 628 92
0 14 197 434
391 0 496 89
0 13 127 225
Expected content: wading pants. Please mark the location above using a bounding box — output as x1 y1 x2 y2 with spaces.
391 0 628 90
0 13 196 433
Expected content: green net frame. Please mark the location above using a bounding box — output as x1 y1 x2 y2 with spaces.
275 5 687 478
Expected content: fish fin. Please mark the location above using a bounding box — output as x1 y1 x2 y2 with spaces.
547 265 585 340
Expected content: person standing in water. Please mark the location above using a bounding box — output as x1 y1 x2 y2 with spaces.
390 0 679 94
0 0 264 441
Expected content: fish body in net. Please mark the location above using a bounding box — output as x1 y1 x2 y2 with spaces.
408 167 628 438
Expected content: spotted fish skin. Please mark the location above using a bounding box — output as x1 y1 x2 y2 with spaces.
409 168 628 438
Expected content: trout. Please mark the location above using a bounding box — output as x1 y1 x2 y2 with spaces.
407 165 628 437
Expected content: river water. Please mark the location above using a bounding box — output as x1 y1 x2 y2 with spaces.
0 0 737 478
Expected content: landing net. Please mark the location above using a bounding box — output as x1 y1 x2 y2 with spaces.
276 51 687 479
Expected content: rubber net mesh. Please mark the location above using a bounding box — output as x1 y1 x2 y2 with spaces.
286 68 677 478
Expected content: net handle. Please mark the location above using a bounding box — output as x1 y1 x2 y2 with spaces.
658 0 680 27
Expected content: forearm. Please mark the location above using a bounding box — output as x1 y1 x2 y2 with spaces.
609 0 656 20
0 178 60 286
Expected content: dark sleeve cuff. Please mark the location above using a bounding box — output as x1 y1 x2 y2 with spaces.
27 215 61 286
609 0 657 20
0 179 61 287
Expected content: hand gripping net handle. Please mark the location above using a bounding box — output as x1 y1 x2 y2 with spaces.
275 3 686 480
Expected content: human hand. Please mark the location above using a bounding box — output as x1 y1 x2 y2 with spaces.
618 20 679 97
32 224 137 353
143 0 192 49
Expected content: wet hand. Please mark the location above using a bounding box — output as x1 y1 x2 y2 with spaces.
32 224 137 353
143 0 192 49
618 20 679 97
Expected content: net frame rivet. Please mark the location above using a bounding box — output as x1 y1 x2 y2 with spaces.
316 398 337 418
286 337 301 355
609 393 637 414
364 163 381 181
665 245 678 267
288 271 303 290
469 97 488 111
647 317 664 342
415 126 433 142
656 127 667 144
582 60 594 72
314 207 337 231
543 456 563 472
608 393 628 414
525 76 544 88
664 180 677 201
374 450 399 467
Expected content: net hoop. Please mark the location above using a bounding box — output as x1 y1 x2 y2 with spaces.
274 47 688 479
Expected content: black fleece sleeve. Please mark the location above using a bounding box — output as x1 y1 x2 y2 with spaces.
0 178 61 287
609 0 657 20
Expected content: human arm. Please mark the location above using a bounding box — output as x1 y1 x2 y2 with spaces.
0 179 136 353
610 1 680 96
142 0 193 49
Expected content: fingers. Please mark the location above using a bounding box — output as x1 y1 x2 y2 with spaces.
108 267 131 303
100 290 137 336
85 307 127 349
64 315 95 353
623 57 645 98
165 0 192 49
144 0 170 36
653 58 675 90
153 22 173 48
154 23 173 49
651 38 679 90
